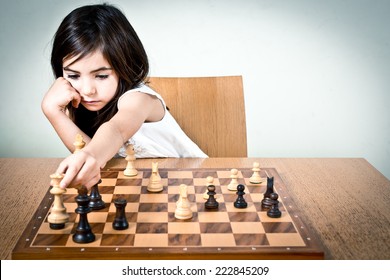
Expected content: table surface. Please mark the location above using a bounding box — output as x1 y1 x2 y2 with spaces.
0 157 389 260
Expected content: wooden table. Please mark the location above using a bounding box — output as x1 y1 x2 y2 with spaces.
0 157 389 260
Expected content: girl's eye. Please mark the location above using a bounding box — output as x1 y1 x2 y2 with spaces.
67 74 79 80
96 75 109 79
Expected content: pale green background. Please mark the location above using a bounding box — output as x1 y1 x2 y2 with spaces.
1 0 389 179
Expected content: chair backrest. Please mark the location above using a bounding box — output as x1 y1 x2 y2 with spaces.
148 76 247 157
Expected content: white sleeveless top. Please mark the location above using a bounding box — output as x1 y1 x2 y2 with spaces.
116 84 208 158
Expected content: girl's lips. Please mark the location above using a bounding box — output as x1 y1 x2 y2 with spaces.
81 100 103 111
83 100 99 104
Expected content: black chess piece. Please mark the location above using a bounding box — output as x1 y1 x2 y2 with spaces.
72 186 95 243
112 198 129 230
89 180 106 210
205 185 219 210
234 184 248 208
267 192 282 218
261 176 274 210
49 222 65 230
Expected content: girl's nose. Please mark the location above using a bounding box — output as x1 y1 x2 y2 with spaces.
80 80 96 96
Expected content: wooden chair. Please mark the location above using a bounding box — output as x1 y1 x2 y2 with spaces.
148 76 247 157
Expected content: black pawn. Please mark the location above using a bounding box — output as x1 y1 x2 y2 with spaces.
89 180 106 210
73 186 95 243
112 198 129 230
261 176 274 210
205 185 219 210
267 193 282 218
234 184 248 208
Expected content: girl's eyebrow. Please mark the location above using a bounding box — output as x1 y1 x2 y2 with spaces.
63 66 113 73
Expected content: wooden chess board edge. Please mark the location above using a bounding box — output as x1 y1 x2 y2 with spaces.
12 247 324 260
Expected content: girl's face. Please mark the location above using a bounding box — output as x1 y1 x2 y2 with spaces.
62 50 119 111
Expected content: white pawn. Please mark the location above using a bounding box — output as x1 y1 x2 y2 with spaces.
72 134 89 190
175 184 193 220
228 168 239 191
249 162 263 184
73 134 85 153
124 144 138 177
203 176 214 199
47 173 69 228
147 162 163 192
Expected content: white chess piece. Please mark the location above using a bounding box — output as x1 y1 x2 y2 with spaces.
228 168 239 191
73 134 85 153
175 184 193 220
47 173 69 227
147 162 163 192
249 162 263 184
71 134 87 190
124 144 137 177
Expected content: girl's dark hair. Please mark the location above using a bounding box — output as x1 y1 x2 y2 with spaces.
51 3 149 137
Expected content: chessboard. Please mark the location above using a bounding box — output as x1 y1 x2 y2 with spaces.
12 166 324 260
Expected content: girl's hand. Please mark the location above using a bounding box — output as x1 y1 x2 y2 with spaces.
56 150 101 190
42 77 81 114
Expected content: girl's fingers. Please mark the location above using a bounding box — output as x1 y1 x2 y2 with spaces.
71 92 81 108
56 151 100 190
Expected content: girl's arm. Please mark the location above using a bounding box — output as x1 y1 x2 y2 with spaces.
56 91 164 189
41 78 92 151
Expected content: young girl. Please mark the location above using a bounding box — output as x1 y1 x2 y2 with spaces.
42 4 207 189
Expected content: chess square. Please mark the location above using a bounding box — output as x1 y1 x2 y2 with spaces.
100 171 120 178
193 170 218 179
101 234 135 246
200 234 236 247
113 185 141 194
198 211 230 223
168 222 201 234
168 178 194 186
138 203 168 212
168 171 193 178
230 222 265 234
266 233 305 247
199 222 232 234
33 233 70 246
168 234 201 246
234 234 269 246
134 234 168 247
116 178 142 186
137 212 168 223
139 193 168 203
228 212 260 222
136 223 168 234
262 222 296 233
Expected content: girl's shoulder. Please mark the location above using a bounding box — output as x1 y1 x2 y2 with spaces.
117 83 166 108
